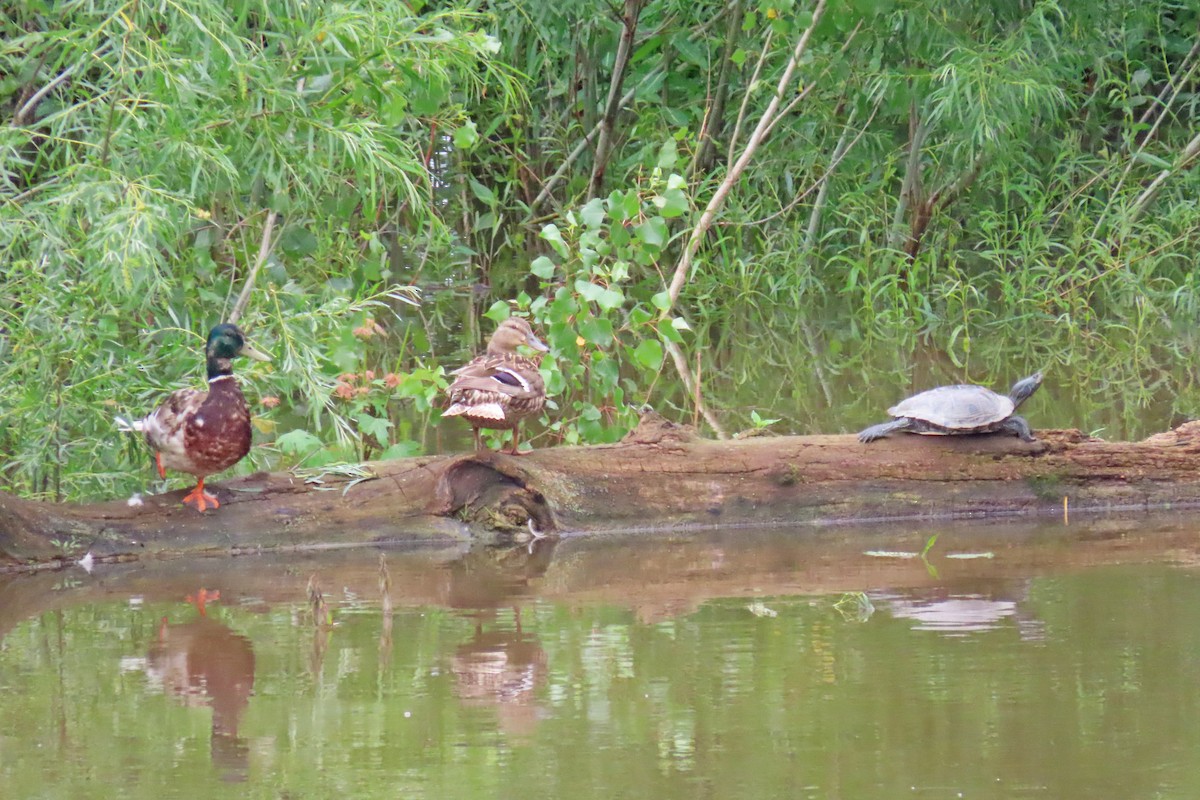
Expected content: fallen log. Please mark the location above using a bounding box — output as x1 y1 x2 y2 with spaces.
3 413 1200 571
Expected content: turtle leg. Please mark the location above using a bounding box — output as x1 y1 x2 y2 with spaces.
857 418 913 443
1000 415 1036 442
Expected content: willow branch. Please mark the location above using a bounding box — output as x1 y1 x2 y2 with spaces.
724 27 775 169
666 0 828 307
887 100 928 250
15 65 76 125
1127 129 1200 225
738 95 878 229
760 20 861 144
692 0 743 177
529 78 648 215
229 210 279 325
1093 31 1200 240
803 103 857 250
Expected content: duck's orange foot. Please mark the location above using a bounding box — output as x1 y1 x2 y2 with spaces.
181 480 220 512
185 588 221 615
155 451 166 479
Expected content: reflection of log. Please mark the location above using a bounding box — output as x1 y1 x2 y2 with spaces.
4 413 1200 570
2 516 1199 644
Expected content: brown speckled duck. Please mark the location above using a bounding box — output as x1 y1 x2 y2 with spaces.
120 323 270 511
443 317 550 455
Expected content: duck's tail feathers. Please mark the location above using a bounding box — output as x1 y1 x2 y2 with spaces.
444 402 506 421
114 415 146 433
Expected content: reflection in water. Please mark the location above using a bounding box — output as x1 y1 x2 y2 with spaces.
874 578 1044 638
10 526 1200 799
444 542 555 738
452 621 548 739
143 592 256 782
442 539 558 611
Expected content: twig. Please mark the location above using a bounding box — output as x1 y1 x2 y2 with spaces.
1132 31 1200 141
229 210 279 324
665 339 727 439
692 0 744 176
724 27 775 169
15 65 77 125
666 0 828 307
1126 129 1200 225
589 0 644 197
530 75 653 214
1092 31 1200 240
739 96 879 228
529 1 738 214
887 98 927 250
803 103 858 249
759 20 862 143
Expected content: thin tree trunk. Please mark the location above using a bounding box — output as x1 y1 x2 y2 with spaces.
228 210 278 324
693 0 743 177
888 99 927 251
803 102 856 253
1126 129 1200 225
588 0 644 197
530 78 651 214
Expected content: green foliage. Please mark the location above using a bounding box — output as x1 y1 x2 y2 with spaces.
0 0 511 499
4 0 1200 500
512 168 697 445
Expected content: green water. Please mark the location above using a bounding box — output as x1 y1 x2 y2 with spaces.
3 523 1200 799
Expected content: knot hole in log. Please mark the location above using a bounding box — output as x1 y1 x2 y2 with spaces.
432 455 556 541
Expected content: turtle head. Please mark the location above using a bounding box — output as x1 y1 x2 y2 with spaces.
1007 372 1044 407
206 323 271 379
486 316 549 356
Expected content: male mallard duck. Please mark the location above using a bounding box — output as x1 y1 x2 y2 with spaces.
119 323 270 511
443 316 550 455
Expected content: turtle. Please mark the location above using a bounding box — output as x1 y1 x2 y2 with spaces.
857 372 1043 444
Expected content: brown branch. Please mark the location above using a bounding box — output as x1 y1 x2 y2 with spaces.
228 210 279 325
588 0 645 197
1126 129 1200 225
692 0 743 176
665 339 727 439
666 0 829 308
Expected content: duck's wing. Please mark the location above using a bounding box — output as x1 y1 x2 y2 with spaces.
448 356 544 399
141 387 209 454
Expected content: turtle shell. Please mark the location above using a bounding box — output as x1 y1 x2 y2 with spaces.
888 384 1014 431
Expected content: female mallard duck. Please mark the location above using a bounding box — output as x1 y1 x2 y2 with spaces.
120 323 270 511
443 316 550 455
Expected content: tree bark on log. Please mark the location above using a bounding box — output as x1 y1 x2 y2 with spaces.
3 413 1200 572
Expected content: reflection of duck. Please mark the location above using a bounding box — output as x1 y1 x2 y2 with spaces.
442 542 555 737
145 593 256 781
874 578 1043 638
452 622 548 738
